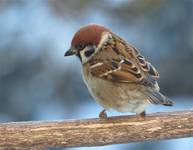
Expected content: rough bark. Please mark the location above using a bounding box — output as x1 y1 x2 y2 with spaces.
0 110 193 149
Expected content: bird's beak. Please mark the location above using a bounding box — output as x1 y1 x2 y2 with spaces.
64 47 77 56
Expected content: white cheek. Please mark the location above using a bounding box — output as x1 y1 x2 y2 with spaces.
80 49 89 64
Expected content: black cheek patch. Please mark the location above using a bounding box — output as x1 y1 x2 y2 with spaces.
84 48 95 58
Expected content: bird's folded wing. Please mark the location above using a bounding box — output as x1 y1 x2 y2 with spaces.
89 35 159 85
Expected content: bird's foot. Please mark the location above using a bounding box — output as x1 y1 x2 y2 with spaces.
139 111 146 117
99 109 107 119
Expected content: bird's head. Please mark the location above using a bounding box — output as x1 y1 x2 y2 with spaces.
64 24 111 63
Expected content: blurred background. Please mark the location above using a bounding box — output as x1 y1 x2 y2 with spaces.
0 0 193 149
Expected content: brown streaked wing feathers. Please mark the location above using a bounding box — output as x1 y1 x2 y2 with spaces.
90 60 142 82
89 34 159 83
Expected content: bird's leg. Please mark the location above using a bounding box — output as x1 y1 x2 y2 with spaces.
139 111 146 117
99 109 107 119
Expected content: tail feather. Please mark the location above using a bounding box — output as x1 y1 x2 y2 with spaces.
145 91 174 106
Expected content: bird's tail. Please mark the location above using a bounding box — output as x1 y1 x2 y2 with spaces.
145 90 174 106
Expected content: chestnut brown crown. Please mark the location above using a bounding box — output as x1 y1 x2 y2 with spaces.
72 24 111 49
64 24 111 57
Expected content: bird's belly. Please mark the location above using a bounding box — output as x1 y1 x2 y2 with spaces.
83 73 149 114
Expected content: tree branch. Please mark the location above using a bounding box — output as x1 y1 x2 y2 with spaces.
0 109 193 149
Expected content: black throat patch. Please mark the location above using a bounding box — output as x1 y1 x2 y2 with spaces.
76 53 82 61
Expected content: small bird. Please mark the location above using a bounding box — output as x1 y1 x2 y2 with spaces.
65 24 173 118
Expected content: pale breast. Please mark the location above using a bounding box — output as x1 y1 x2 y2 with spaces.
82 65 149 114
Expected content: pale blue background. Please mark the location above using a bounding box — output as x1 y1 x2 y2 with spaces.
0 0 193 150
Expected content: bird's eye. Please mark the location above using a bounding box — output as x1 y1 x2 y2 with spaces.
76 44 86 50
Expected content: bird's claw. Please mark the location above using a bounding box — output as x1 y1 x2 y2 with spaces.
99 109 107 119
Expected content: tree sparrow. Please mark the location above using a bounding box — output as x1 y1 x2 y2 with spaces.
65 24 173 118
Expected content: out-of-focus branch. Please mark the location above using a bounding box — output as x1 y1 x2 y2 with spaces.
0 110 193 149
